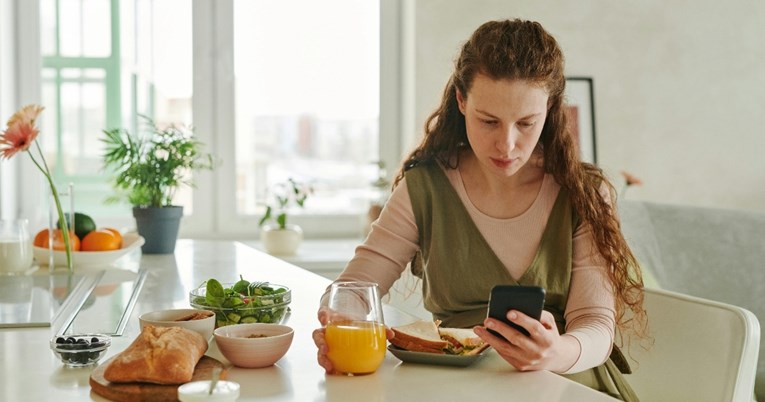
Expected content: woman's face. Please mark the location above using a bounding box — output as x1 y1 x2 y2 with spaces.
456 74 549 178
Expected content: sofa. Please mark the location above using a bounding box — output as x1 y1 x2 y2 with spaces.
619 200 765 399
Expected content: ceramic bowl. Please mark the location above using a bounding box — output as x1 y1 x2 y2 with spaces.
189 283 291 327
33 232 145 268
139 308 216 341
50 334 111 367
213 323 294 368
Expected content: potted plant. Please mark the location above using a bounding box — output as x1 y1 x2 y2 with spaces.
258 178 311 255
102 116 215 254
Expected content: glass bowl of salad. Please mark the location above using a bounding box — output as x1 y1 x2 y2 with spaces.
189 277 291 327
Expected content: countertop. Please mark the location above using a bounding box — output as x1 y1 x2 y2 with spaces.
0 240 616 401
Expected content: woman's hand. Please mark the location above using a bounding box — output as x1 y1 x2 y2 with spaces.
313 307 395 374
313 307 335 373
474 310 575 373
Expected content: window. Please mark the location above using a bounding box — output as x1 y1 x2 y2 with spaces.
28 0 390 238
233 0 379 217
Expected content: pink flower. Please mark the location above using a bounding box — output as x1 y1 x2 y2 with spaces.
0 122 40 159
1 104 73 271
6 104 44 127
621 171 643 187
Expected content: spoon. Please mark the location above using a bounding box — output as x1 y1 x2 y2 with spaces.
208 367 222 395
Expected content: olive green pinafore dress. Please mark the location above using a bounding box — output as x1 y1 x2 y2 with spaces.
405 163 637 401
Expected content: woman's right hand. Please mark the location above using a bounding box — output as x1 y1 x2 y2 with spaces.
313 306 335 373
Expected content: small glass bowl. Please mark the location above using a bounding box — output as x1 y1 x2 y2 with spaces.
50 334 111 367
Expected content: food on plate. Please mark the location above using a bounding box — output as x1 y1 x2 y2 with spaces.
390 320 489 356
58 211 97 240
174 311 215 321
33 229 81 251
189 276 291 326
103 325 208 385
34 210 125 252
81 229 121 251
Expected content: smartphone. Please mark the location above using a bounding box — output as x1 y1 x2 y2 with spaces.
487 285 546 337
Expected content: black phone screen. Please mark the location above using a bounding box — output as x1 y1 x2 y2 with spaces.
487 285 545 337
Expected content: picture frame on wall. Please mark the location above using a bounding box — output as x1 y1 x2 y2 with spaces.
564 77 597 164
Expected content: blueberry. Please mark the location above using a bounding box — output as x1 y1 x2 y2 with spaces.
66 337 76 344
91 337 100 343
76 338 88 344
56 337 66 344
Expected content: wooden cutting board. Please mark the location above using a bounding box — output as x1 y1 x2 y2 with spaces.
90 356 227 402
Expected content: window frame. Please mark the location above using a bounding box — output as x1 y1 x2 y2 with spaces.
9 0 405 239
190 0 403 239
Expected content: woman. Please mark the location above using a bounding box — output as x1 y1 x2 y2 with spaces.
313 18 646 400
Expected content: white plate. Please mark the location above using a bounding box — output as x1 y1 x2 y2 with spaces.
33 232 145 268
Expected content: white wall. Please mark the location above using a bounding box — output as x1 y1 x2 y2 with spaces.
406 0 765 213
0 0 18 220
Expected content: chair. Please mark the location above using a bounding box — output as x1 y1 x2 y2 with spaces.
622 288 760 402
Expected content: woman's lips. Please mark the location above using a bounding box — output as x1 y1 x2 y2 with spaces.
491 157 513 169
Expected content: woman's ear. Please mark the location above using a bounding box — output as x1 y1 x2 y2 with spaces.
455 88 466 115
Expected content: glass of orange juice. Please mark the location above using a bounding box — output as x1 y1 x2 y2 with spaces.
325 281 386 376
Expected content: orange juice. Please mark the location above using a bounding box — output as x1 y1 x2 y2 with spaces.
325 320 386 375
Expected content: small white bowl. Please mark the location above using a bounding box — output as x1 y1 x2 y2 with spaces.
214 323 294 368
139 309 215 341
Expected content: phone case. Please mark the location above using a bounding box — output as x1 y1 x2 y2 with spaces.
487 285 545 337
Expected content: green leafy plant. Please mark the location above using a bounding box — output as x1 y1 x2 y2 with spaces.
258 178 311 230
101 116 215 207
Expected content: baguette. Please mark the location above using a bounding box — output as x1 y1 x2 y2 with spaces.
104 325 208 385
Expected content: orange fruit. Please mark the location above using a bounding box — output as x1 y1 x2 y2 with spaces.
33 229 81 251
81 229 121 252
102 227 123 248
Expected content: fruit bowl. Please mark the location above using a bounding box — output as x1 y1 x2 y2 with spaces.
33 232 145 268
189 282 291 327
50 334 111 367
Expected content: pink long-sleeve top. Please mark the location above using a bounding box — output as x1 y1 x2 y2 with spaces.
333 167 615 374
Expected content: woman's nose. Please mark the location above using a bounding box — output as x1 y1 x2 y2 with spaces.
496 126 517 152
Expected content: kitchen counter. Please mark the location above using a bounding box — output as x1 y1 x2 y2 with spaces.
0 240 616 401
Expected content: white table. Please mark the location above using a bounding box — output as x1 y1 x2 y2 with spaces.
0 240 616 401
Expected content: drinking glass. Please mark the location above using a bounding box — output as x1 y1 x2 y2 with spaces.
0 219 34 275
325 281 386 376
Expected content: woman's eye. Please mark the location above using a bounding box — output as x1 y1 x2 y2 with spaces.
480 119 497 125
518 121 535 128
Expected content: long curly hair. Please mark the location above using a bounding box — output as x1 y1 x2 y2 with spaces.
393 19 646 340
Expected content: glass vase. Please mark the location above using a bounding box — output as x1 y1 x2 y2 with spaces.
48 183 74 272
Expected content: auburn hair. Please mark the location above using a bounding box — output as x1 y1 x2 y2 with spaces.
393 19 646 340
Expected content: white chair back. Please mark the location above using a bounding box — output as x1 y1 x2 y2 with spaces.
623 288 760 402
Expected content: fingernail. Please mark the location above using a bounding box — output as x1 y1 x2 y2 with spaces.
508 311 517 320
487 321 495 329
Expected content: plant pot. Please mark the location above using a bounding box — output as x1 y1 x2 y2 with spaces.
132 206 183 254
260 224 303 256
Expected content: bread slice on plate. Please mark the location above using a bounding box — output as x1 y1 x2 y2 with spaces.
390 320 448 354
390 320 489 355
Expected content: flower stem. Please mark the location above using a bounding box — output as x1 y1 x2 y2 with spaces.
28 141 72 272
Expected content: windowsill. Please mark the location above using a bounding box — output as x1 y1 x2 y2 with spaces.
240 238 359 275
241 238 432 320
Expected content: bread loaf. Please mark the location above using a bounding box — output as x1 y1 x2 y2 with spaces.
104 325 208 384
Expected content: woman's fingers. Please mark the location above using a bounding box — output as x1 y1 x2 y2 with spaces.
312 327 334 373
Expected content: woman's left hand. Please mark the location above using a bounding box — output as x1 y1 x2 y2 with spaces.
474 310 572 372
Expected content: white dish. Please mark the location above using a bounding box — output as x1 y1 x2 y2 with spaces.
139 309 216 341
33 232 144 268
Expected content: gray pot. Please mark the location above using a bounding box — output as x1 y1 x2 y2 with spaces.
132 206 183 254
